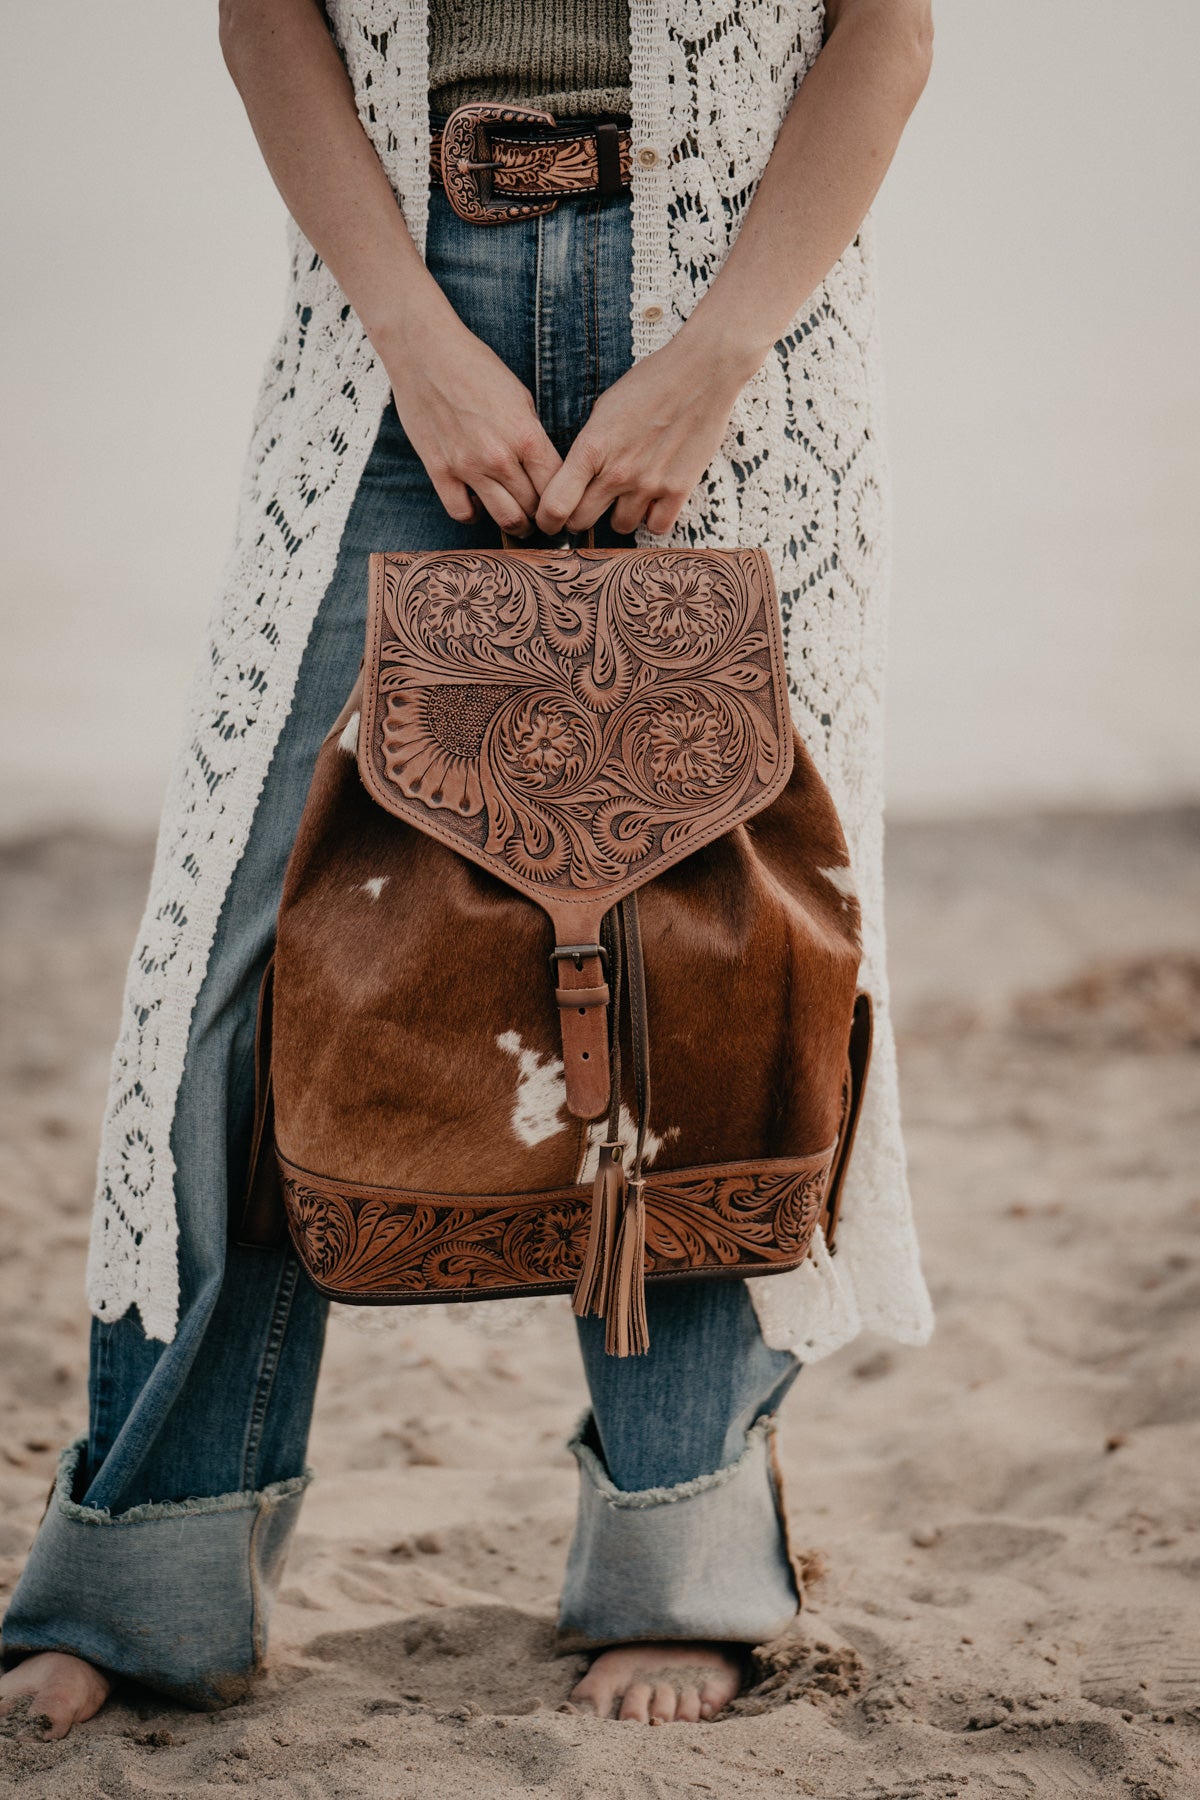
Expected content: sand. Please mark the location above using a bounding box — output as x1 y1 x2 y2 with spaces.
0 808 1197 1798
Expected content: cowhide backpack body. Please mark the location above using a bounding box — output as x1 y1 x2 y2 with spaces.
238 540 873 1355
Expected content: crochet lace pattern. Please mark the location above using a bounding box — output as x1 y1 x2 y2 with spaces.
86 0 934 1358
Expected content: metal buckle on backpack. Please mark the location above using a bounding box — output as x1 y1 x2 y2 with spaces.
439 103 560 224
549 943 609 974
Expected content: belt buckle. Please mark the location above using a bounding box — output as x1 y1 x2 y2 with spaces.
440 102 560 224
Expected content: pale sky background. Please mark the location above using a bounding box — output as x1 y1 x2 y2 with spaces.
1 2 1197 833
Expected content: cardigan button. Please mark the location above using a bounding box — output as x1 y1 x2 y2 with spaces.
639 296 665 322
635 143 662 170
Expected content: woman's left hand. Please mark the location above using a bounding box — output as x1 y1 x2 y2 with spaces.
534 322 760 539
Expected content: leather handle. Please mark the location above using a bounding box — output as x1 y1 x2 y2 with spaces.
235 955 288 1248
820 990 874 1255
500 525 596 551
618 892 652 1179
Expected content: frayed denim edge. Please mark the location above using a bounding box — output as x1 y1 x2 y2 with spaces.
566 1409 780 1509
49 1436 313 1527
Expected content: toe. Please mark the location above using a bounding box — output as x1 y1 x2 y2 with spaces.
29 1679 74 1739
675 1684 703 1723
698 1670 739 1720
647 1681 677 1725
569 1673 615 1720
0 1655 112 1741
618 1679 653 1723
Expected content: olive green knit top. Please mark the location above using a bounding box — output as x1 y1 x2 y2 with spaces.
428 0 632 120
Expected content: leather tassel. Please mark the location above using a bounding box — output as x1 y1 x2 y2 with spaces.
604 1177 649 1357
572 1141 623 1319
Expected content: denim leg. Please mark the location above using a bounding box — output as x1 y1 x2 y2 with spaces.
558 1280 805 1649
1 385 491 1707
525 192 804 1648
80 393 484 1521
1 186 639 1703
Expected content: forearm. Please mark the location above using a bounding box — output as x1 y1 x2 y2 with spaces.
683 0 934 377
218 0 458 364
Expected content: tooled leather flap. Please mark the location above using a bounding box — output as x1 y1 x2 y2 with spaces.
357 545 794 926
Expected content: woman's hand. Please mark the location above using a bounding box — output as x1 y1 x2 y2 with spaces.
534 321 758 539
533 0 933 542
219 0 563 537
385 311 563 536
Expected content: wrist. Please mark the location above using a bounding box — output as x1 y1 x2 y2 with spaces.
676 293 775 387
367 282 469 379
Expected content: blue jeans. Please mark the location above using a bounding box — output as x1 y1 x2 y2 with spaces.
2 187 802 1706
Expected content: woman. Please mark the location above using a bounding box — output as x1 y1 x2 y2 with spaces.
0 0 934 1737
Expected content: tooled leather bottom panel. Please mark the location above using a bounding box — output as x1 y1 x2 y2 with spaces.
275 1145 834 1305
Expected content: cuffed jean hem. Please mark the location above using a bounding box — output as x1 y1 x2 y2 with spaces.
555 1411 802 1652
1 1437 311 1709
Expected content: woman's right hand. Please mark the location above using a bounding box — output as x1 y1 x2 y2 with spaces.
219 0 561 535
384 312 562 537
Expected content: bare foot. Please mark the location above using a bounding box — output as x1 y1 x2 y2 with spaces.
570 1641 744 1723
0 1652 113 1741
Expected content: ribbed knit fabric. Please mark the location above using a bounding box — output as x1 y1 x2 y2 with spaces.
428 0 632 119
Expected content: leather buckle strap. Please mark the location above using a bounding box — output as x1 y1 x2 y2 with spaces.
434 103 633 224
549 937 612 1117
570 894 655 1356
554 983 610 1008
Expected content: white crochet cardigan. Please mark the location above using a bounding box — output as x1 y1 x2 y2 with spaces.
86 0 935 1359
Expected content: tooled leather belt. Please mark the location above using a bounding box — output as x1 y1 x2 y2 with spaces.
430 102 635 224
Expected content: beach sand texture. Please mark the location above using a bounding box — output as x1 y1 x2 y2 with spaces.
0 809 1197 1797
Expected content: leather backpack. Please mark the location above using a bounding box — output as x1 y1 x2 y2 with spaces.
238 540 872 1355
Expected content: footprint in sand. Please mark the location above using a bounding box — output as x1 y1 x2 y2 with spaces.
303 1605 579 1717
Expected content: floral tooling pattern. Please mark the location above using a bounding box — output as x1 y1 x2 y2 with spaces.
362 547 791 902
281 1156 831 1301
